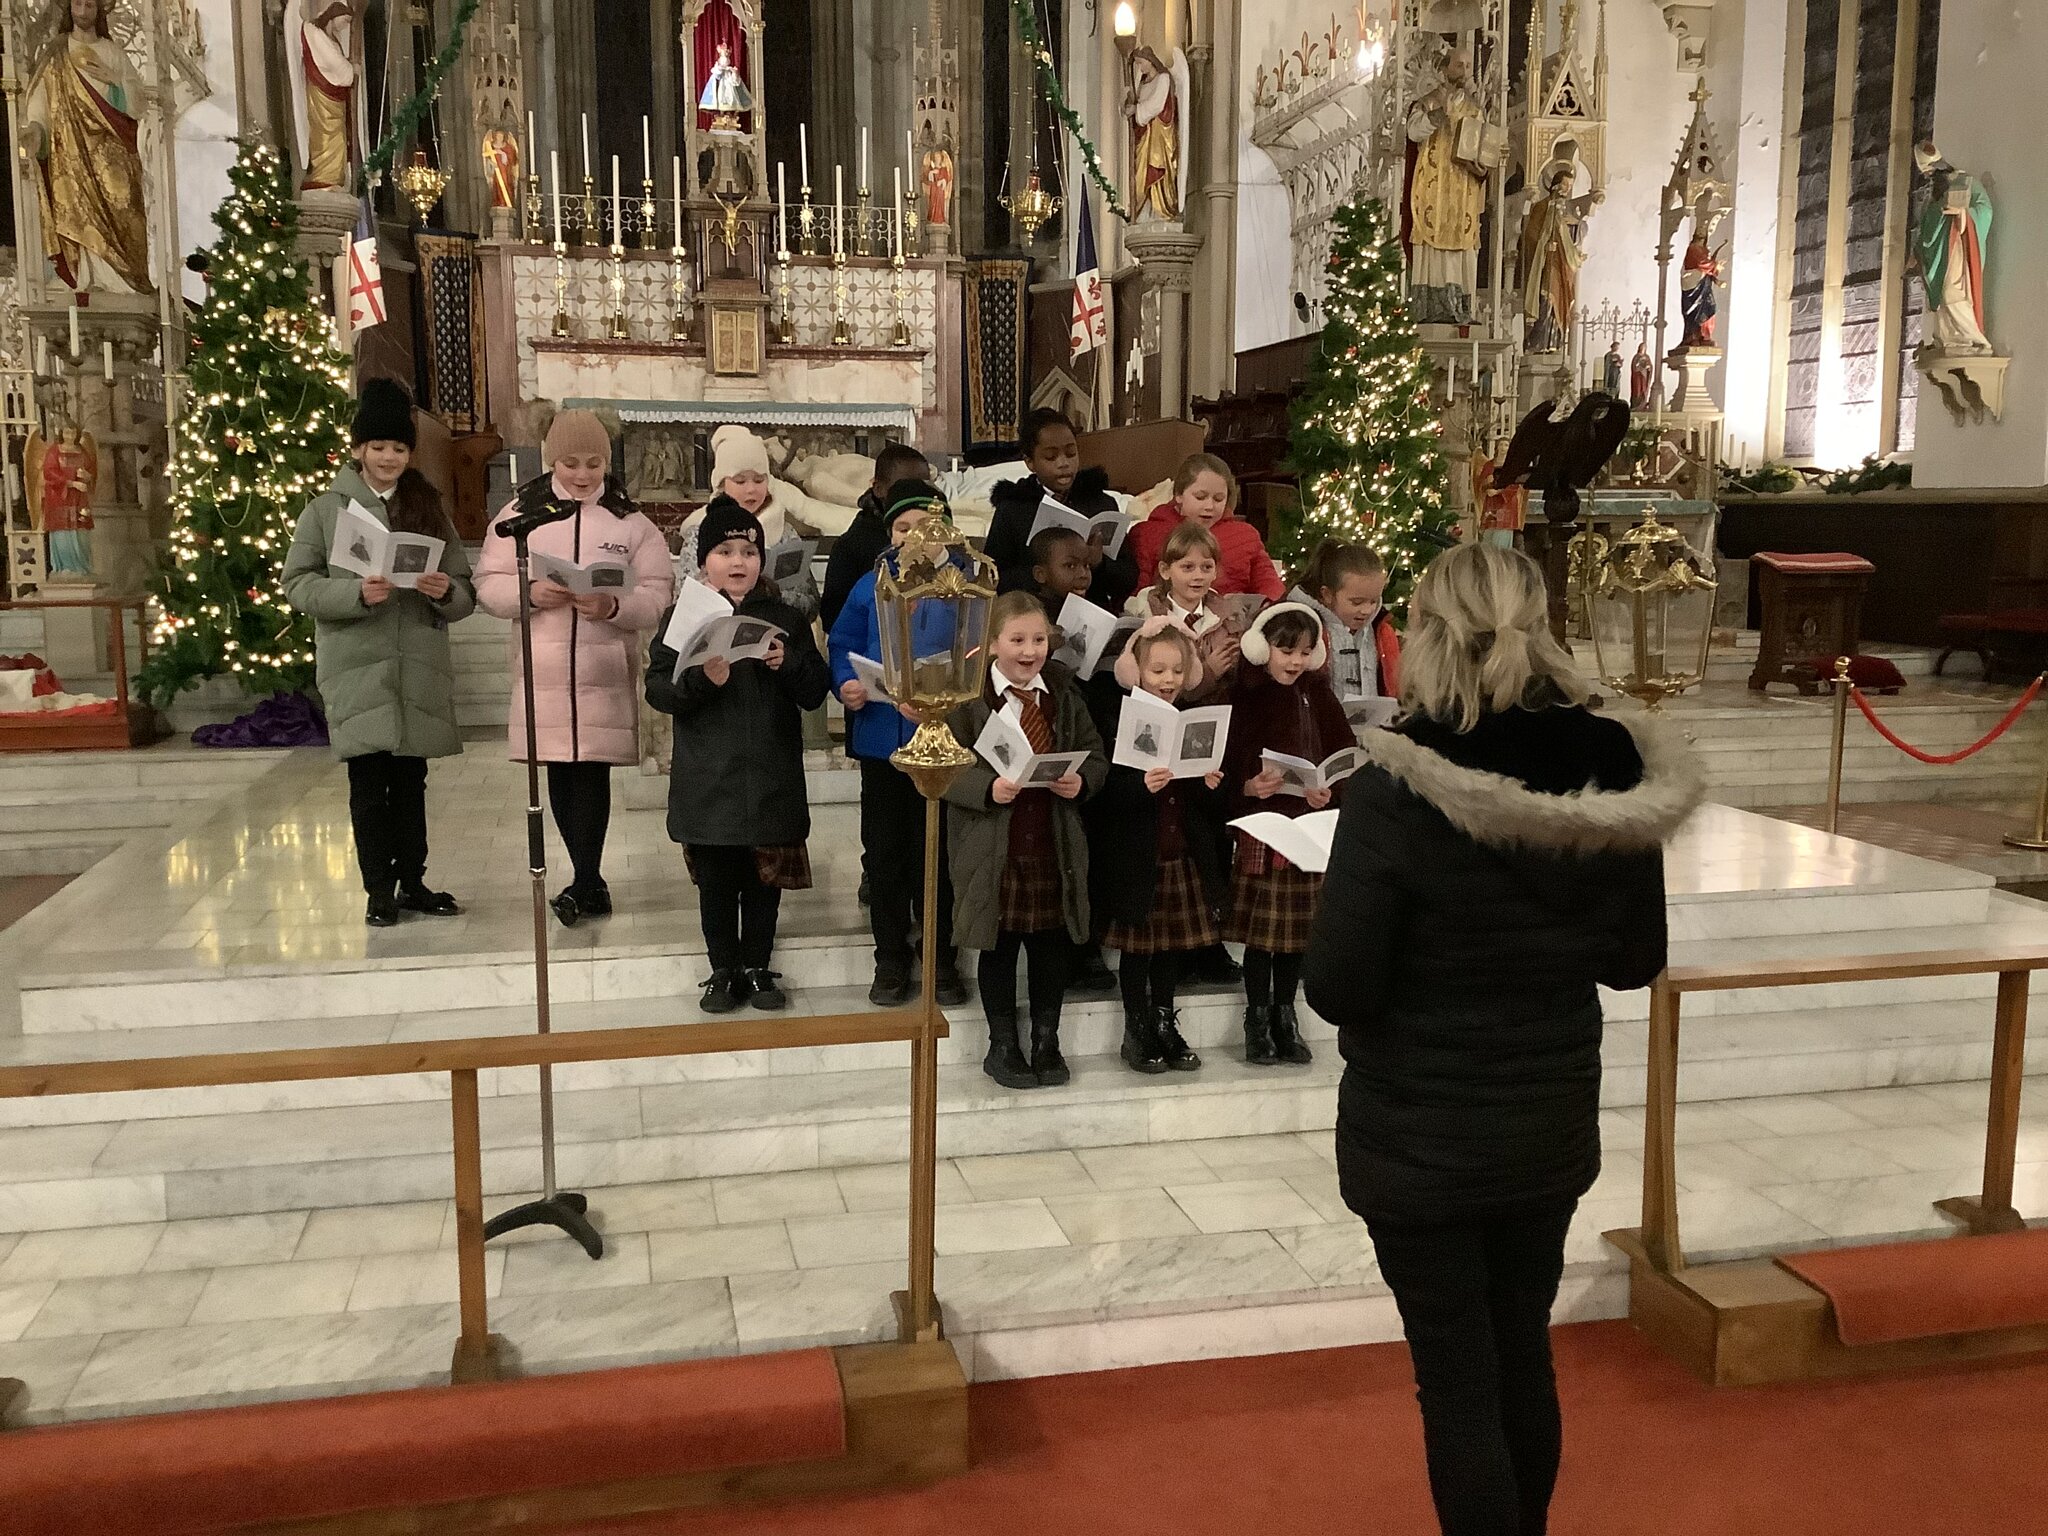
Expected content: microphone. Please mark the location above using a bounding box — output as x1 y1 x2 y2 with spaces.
497 491 579 542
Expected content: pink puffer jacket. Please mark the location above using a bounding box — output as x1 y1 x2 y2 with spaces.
473 480 675 764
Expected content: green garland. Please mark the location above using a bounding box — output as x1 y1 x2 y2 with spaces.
354 0 484 198
1010 0 1132 222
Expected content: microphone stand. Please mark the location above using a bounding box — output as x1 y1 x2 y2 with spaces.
483 503 604 1259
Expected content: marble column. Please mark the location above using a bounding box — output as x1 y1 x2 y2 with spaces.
1125 225 1203 420
1187 0 1239 402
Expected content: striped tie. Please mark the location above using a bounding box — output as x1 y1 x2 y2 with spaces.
1009 687 1054 753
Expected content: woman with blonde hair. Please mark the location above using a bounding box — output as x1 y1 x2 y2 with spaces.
1304 541 1700 1536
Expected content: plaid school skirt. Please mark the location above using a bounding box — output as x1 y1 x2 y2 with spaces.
682 843 814 892
1104 855 1220 955
999 851 1066 934
1222 838 1322 954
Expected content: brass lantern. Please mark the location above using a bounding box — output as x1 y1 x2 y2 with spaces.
1587 511 1718 709
873 512 998 795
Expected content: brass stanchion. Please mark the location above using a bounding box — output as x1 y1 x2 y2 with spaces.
1824 656 1851 836
2004 674 2048 850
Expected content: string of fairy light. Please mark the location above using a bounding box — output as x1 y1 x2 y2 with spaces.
149 141 352 692
1285 197 1451 609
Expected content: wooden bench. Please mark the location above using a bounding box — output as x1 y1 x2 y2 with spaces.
1936 576 2048 680
1606 945 2048 1386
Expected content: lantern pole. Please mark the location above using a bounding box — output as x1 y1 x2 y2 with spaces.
1824 655 1851 836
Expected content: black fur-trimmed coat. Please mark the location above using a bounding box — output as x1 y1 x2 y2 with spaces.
1305 705 1703 1222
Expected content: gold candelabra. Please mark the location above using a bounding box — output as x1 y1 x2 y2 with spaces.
775 240 796 344
524 173 543 243
798 183 819 256
580 175 599 244
855 187 874 258
395 152 450 225
607 242 630 339
830 250 853 346
550 241 570 337
904 194 922 259
671 243 692 342
640 179 658 250
891 253 912 349
1001 172 1061 243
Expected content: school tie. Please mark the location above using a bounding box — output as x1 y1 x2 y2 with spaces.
1008 687 1054 752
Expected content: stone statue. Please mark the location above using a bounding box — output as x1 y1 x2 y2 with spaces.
1629 341 1652 407
699 42 753 116
1405 48 1490 325
27 424 97 580
481 128 519 210
1126 47 1187 223
1518 158 1600 353
922 146 955 227
1914 140 1993 356
1677 231 1724 350
20 0 152 294
288 0 361 191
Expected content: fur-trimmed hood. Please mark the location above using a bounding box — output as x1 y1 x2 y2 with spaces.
1360 710 1702 856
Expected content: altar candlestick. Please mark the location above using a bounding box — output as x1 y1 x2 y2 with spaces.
580 114 590 180
67 301 79 357
673 155 685 246
642 116 652 184
1447 359 1457 403
834 165 844 254
800 124 810 188
860 126 869 191
893 167 903 257
527 111 537 180
907 129 915 173
509 452 519 486
102 340 114 383
551 150 563 243
778 162 789 252
1470 338 1480 385
611 155 622 248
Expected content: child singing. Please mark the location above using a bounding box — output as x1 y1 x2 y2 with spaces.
647 497 831 1013
1222 602 1355 1065
1287 539 1401 703
1087 618 1227 1074
944 592 1108 1089
987 408 1137 613
1127 521 1243 703
1129 452 1285 603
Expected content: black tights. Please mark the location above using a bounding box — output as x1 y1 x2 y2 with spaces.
545 762 612 894
978 930 1071 1021
1243 949 1304 1007
346 752 429 895
690 845 781 972
1118 950 1181 1014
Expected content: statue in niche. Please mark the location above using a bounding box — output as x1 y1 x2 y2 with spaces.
26 423 98 581
287 0 362 191
1630 341 1653 407
481 128 520 210
1126 46 1188 223
1676 222 1725 350
698 41 754 119
1913 140 1994 357
1517 153 1600 353
1405 47 1492 325
922 146 955 227
20 0 152 294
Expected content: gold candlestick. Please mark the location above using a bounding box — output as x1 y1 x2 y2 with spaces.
640 179 659 250
775 252 796 344
551 241 570 336
904 194 922 259
607 245 630 338
671 244 693 342
580 175 599 244
830 250 853 346
855 188 873 258
798 185 819 256
524 173 543 243
891 253 912 349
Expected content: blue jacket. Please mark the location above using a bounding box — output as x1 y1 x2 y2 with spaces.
828 569 929 762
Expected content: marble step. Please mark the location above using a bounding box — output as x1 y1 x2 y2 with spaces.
0 828 133 878
0 746 288 794
0 783 231 835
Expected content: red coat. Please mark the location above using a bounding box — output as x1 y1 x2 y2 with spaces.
1128 498 1286 601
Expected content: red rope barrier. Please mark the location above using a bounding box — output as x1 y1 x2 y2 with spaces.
1849 677 2045 764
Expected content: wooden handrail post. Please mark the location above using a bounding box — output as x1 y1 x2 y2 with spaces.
449 1069 503 1382
1639 979 1685 1273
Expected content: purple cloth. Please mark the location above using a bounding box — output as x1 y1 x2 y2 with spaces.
191 691 330 748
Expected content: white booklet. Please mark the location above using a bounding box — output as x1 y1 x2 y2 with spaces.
663 579 782 679
532 550 638 596
1230 809 1341 874
1028 495 1133 559
1112 689 1231 778
974 699 1089 787
765 535 817 589
328 502 445 588
1051 594 1127 679
1342 695 1400 730
1262 744 1368 796
847 651 894 702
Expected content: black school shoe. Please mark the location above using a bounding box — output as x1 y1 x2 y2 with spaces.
397 883 461 917
933 961 970 1007
1067 945 1117 995
1270 1003 1313 1065
869 962 914 1006
1191 943 1242 986
365 891 401 927
550 890 581 928
700 969 748 1013
571 883 612 917
745 969 788 1010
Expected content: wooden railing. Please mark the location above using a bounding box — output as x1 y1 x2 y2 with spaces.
0 1006 943 1381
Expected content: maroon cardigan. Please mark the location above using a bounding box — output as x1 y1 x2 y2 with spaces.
1223 664 1357 821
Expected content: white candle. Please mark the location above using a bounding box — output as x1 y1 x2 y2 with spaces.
67 302 80 356
1470 338 1480 384
509 451 520 485
777 161 789 252
673 155 684 248
834 165 844 253
526 111 536 179
551 150 563 242
893 167 903 257
102 339 114 383
799 124 810 188
907 128 915 175
611 155 622 247
580 115 590 179
642 116 652 183
1447 359 1458 403
860 126 870 191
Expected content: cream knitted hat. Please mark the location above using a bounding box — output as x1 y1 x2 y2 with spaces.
710 424 771 485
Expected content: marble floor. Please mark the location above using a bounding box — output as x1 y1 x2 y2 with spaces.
0 1077 2041 1423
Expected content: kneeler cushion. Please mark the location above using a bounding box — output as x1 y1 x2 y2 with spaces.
1777 1227 2048 1347
4 1347 847 1536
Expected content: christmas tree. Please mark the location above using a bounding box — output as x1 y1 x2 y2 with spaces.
138 141 354 706
1284 195 1454 613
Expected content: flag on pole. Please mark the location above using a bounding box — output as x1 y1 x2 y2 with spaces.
346 199 385 337
1070 196 1107 362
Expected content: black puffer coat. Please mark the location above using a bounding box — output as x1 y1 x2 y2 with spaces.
986 468 1139 613
645 587 831 847
1304 703 1702 1222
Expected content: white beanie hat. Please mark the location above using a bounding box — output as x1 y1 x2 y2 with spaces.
710 424 770 486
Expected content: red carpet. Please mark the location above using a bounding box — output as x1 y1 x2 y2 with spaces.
1780 1228 2048 1345
569 1321 2048 1536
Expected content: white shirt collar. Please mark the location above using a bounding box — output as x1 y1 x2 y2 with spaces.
992 662 1048 697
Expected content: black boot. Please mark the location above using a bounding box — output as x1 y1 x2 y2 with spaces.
1155 1006 1201 1072
1243 1005 1279 1066
571 882 612 917
1270 1003 1313 1065
1193 943 1243 986
982 1011 1037 1090
1030 1011 1071 1087
1119 1007 1167 1075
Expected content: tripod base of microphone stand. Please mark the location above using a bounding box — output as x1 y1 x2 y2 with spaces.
484 1191 604 1258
